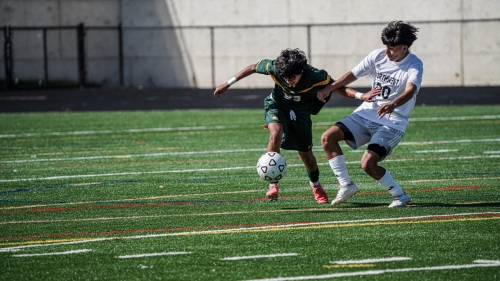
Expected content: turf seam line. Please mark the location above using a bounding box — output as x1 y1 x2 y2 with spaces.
2 154 500 183
2 138 500 165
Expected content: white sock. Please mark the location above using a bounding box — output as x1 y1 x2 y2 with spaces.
328 155 352 186
377 170 404 197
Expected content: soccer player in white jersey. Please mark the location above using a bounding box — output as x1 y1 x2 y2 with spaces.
317 21 423 207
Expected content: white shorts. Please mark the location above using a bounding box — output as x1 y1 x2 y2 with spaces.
337 113 404 161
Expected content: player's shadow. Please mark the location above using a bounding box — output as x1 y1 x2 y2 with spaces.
277 201 500 211
343 201 500 209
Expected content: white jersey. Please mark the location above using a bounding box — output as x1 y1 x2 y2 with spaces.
351 48 423 132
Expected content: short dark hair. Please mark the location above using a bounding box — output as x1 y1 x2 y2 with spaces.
274 48 307 79
381 21 419 47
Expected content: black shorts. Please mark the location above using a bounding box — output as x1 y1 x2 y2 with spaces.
264 95 313 152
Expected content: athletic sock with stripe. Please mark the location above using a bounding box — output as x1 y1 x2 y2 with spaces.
377 170 404 197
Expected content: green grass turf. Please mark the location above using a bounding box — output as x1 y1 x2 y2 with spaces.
1 105 499 280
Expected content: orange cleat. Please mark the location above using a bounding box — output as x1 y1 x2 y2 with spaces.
310 181 328 204
266 182 279 201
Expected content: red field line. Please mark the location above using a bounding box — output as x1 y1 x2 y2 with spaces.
1 185 486 215
0 221 311 241
0 201 201 215
359 185 482 195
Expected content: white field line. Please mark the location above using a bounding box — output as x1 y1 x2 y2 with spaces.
484 151 500 154
414 149 458 153
244 260 500 281
4 175 500 211
0 238 115 252
0 148 265 164
409 115 500 122
0 189 262 210
2 154 500 183
2 209 499 227
0 125 234 139
0 208 338 225
2 138 500 165
1 212 498 252
475 260 500 264
221 253 298 261
2 115 497 139
118 252 191 259
12 249 92 257
399 138 500 146
315 115 500 126
330 257 412 264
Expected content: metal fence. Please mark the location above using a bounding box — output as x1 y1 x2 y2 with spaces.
2 19 500 90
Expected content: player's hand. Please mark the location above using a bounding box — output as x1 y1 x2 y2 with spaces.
213 83 230 98
361 87 382 102
377 102 396 119
317 86 333 103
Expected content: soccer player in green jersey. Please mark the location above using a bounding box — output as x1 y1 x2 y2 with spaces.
214 48 378 203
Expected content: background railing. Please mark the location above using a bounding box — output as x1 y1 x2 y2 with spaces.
2 19 500 90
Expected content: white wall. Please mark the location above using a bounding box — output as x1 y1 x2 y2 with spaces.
157 0 500 25
1 0 499 88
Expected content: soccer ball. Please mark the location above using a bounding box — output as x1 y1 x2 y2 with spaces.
256 152 287 182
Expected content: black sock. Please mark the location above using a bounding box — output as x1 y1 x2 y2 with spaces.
307 168 320 183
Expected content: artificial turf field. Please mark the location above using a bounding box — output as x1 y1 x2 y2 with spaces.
0 104 499 280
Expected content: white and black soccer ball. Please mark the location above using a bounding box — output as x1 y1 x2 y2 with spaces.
256 152 287 182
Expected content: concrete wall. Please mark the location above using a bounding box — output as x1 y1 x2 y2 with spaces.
1 0 500 89
0 0 120 26
2 0 500 26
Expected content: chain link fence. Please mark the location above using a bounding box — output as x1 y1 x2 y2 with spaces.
2 19 499 90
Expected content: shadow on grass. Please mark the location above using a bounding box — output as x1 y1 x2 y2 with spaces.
341 201 500 209
284 201 500 212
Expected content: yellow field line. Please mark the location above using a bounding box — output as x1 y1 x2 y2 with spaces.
1 214 498 248
0 238 107 246
160 216 500 237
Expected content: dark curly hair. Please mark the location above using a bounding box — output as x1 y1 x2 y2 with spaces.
274 48 307 79
381 21 419 47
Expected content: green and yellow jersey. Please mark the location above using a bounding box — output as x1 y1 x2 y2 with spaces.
254 59 333 115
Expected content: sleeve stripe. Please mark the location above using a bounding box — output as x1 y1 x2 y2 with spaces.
298 75 332 93
254 60 262 71
269 74 290 94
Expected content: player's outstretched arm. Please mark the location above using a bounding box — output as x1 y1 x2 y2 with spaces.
333 87 381 102
317 71 358 103
214 64 256 98
360 87 381 101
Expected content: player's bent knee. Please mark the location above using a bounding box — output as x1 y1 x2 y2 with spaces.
320 132 330 146
321 127 342 145
367 143 387 159
360 158 377 173
298 150 315 163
